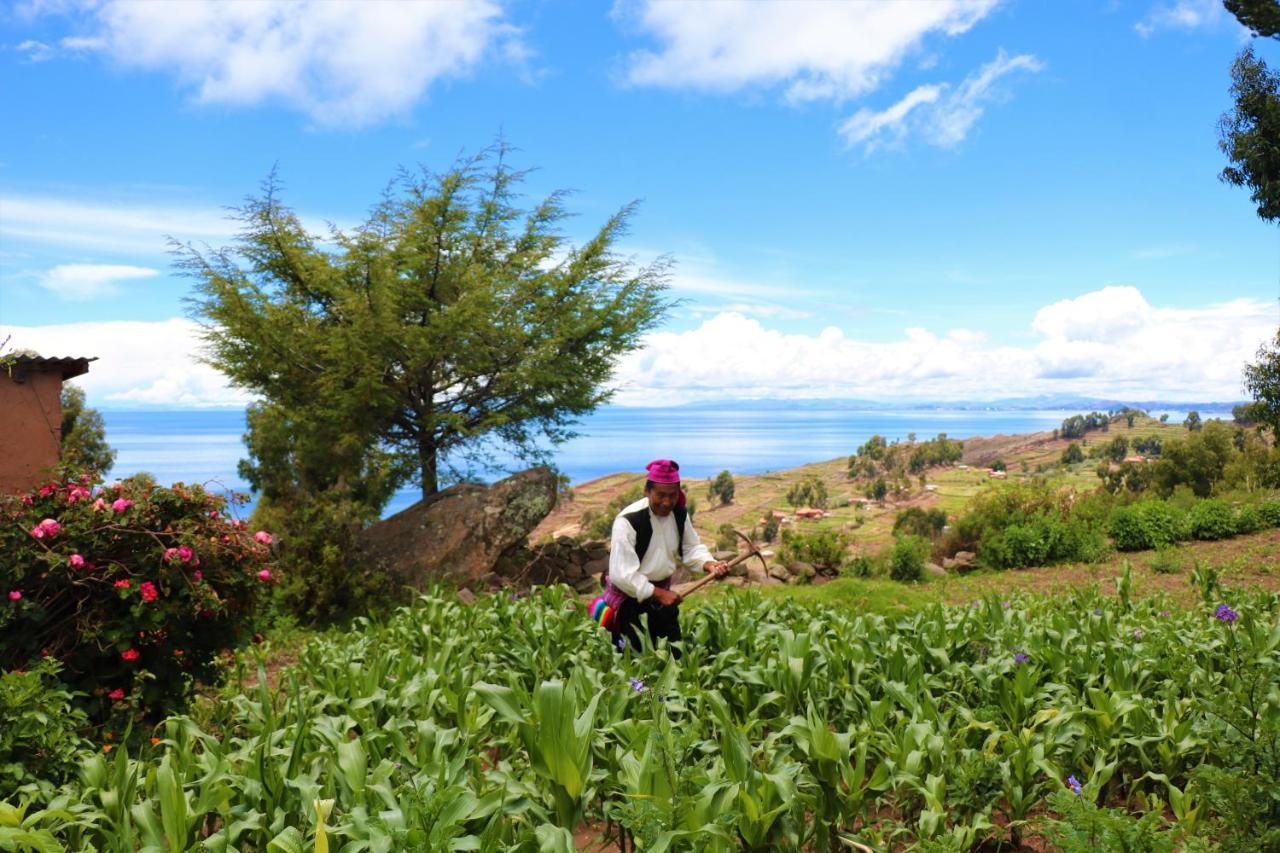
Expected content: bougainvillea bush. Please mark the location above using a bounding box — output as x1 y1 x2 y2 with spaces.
0 472 274 722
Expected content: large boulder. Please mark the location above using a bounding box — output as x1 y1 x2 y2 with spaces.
357 467 557 588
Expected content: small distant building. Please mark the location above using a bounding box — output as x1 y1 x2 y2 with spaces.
794 507 825 520
0 355 96 495
1123 455 1147 464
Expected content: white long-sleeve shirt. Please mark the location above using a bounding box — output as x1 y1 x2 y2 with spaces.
608 497 714 602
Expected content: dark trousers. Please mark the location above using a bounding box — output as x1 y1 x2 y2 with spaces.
611 597 682 658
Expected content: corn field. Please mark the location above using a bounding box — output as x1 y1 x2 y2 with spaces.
3 574 1278 851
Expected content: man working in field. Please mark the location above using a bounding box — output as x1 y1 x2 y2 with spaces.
597 459 729 655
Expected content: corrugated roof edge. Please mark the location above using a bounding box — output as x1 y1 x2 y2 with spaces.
8 356 98 381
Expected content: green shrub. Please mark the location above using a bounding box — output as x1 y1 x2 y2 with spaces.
892 507 947 539
982 514 1107 570
842 554 876 578
0 473 272 722
1188 499 1238 541
0 659 92 801
778 529 848 572
1234 504 1264 535
1146 547 1182 575
761 515 780 543
707 470 735 506
1260 499 1280 528
1109 501 1187 551
888 535 929 582
715 523 738 551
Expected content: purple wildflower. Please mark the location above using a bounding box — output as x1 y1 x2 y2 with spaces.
1002 601 1011 609
616 636 627 651
1159 610 1170 618
1214 604 1239 624
1013 651 1030 665
1067 775 1082 796
1133 628 1143 641
629 676 645 693
1093 608 1102 616
510 591 521 602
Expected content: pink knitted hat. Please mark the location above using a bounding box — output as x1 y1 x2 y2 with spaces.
645 459 681 484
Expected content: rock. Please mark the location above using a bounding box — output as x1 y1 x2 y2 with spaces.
788 561 817 578
479 572 503 588
955 551 976 563
924 562 947 579
551 524 580 539
584 557 609 578
728 560 749 577
574 576 601 594
586 543 609 561
456 587 477 605
768 565 791 582
357 467 557 588
714 549 737 562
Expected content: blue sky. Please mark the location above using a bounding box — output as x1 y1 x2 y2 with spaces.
1 0 1276 407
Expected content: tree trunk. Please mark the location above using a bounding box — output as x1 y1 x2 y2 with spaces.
419 437 438 499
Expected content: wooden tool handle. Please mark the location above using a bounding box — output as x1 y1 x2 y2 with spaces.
680 548 759 597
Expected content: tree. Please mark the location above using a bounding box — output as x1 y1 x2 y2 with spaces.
1220 47 1280 221
1061 442 1085 465
1184 410 1203 432
59 385 114 476
1226 0 1280 37
707 469 735 506
786 476 828 509
187 146 671 500
1245 330 1280 435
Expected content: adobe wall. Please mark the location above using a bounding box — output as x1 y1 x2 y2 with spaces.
0 370 63 494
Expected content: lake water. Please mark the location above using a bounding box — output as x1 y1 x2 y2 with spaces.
101 405 1222 517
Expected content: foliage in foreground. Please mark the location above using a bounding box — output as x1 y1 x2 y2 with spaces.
3 581 1277 851
0 473 273 723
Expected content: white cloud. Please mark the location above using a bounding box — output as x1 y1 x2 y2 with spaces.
611 285 1271 404
839 84 943 149
841 49 1043 151
16 38 55 61
29 0 521 127
39 263 159 300
0 193 343 254
1 318 251 408
927 50 1043 146
1135 0 1224 37
3 286 1265 409
619 0 1000 101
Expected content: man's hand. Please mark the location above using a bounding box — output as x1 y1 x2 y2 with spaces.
651 587 683 608
703 560 730 578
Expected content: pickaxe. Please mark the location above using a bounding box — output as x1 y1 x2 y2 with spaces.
678 529 768 597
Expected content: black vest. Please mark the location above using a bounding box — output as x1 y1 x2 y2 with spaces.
624 506 686 562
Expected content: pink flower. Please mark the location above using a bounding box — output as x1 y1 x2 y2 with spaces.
69 554 86 569
22 494 34 506
114 579 131 590
192 570 203 582
121 648 140 661
67 486 91 503
208 509 219 518
178 546 193 563
39 484 56 497
7 590 21 602
254 531 273 545
30 518 61 540
111 498 133 513
232 520 246 531
139 582 158 603
108 688 125 701
162 547 180 563
92 498 107 512
257 569 272 582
